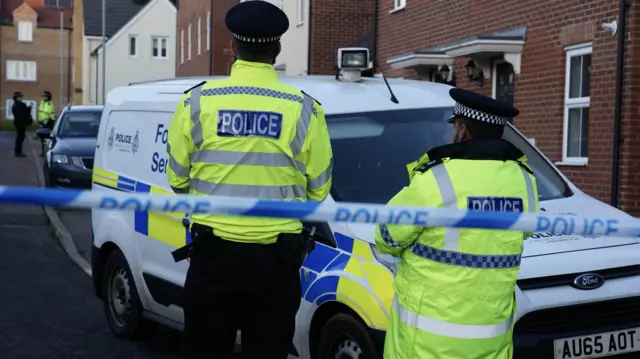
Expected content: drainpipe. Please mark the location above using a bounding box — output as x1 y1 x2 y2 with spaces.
371 0 378 69
611 0 628 208
208 0 213 75
306 0 313 75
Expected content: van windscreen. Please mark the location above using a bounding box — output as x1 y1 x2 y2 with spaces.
326 108 569 204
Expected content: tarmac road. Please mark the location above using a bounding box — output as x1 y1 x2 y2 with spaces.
0 132 181 359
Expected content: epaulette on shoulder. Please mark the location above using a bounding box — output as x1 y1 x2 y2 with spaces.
183 81 207 94
415 159 443 174
301 90 321 106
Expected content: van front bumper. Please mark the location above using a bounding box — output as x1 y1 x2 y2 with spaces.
513 296 640 358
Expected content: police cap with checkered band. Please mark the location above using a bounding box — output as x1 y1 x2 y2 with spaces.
446 88 519 126
225 1 289 44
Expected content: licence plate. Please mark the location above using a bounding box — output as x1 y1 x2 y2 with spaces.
553 327 640 359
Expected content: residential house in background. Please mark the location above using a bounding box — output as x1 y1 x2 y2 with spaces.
376 0 640 215
81 0 176 104
0 0 73 120
177 0 373 77
176 0 237 77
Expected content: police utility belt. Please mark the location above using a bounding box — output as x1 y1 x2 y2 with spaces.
171 217 317 264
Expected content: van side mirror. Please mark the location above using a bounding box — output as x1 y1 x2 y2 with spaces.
36 128 52 139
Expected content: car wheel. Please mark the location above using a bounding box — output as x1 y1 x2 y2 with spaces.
101 249 155 340
316 313 381 359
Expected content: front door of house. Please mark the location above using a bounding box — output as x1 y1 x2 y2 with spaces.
495 62 515 106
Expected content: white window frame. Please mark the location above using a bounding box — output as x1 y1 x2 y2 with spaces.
18 21 33 42
152 36 168 59
128 35 138 57
207 9 211 52
297 0 304 25
6 60 37 82
187 23 192 60
197 17 202 55
6 99 37 120
391 0 406 12
561 43 592 165
180 29 185 63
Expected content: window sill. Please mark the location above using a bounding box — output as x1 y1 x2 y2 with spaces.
389 6 405 14
6 79 37 83
554 160 588 167
18 40 33 43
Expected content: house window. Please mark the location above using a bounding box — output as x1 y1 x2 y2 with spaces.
18 22 33 42
278 0 285 9
297 0 304 25
152 37 168 59
197 17 202 55
129 35 137 57
563 43 591 164
6 60 37 81
206 10 211 51
180 29 184 63
393 0 406 10
188 23 192 60
6 99 37 120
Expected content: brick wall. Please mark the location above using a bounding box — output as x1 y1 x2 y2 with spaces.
377 0 640 215
1 23 72 119
176 0 237 77
309 0 373 75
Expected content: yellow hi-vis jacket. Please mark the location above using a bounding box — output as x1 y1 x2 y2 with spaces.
38 100 55 123
166 60 333 244
375 139 539 359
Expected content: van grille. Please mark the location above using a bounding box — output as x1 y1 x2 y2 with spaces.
82 158 94 169
515 297 640 335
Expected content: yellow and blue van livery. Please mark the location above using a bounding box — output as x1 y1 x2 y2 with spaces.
93 167 394 331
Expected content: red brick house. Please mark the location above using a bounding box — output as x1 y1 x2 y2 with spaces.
376 0 640 215
0 0 73 122
176 0 373 76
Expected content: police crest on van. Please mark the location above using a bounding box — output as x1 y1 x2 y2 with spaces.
108 127 140 154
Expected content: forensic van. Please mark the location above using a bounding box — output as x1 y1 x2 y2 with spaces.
91 48 640 359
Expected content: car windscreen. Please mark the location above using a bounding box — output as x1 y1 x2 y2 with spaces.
326 108 570 204
57 111 102 138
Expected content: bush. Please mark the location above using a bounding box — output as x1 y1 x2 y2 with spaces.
0 119 40 131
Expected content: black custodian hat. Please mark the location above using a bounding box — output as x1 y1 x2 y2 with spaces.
225 1 289 43
447 88 519 126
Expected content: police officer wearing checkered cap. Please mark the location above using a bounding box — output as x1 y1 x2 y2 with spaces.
374 88 540 359
167 2 333 359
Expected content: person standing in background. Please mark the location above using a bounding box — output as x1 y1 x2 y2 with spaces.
38 91 56 130
11 91 33 158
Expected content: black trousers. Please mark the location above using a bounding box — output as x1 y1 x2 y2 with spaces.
14 127 25 154
183 223 305 359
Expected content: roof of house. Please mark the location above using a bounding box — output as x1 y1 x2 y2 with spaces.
0 0 73 29
83 0 176 37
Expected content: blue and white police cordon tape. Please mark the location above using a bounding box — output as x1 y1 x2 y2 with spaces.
0 185 639 238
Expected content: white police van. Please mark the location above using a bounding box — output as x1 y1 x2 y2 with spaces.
91 48 640 359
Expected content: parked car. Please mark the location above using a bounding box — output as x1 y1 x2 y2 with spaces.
39 105 103 189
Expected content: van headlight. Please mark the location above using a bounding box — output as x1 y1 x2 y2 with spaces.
369 243 400 274
51 154 69 164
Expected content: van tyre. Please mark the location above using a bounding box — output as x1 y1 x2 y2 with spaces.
101 249 155 340
317 313 380 359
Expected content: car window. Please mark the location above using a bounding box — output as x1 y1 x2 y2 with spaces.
326 108 569 204
58 111 102 138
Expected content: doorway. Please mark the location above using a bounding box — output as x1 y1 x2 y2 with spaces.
493 61 515 106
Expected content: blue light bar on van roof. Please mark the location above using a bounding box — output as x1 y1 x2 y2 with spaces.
0 185 637 238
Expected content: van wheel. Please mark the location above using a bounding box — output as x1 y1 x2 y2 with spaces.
101 249 154 340
316 313 380 359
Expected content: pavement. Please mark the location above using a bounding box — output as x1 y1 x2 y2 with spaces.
0 131 182 359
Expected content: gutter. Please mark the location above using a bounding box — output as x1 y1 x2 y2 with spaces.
611 0 629 208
